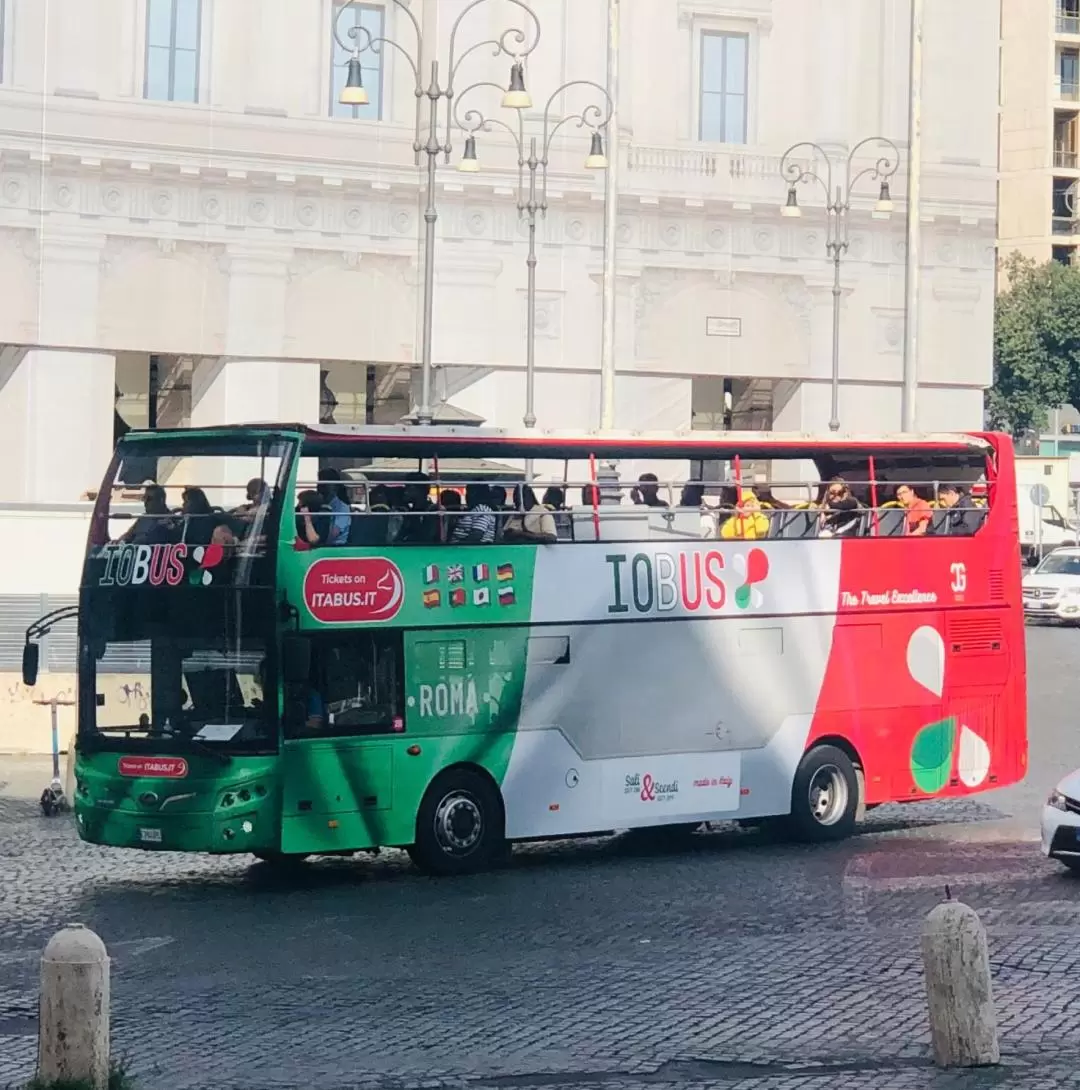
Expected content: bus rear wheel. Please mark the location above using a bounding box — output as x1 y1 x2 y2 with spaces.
786 745 859 842
408 769 506 877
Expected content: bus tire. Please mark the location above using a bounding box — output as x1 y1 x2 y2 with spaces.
786 745 859 842
409 769 506 876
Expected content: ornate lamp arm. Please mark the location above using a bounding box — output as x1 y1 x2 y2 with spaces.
845 136 900 206
444 0 541 156
780 141 834 209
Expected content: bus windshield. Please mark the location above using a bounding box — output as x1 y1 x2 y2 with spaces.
79 582 278 753
85 633 270 747
90 433 295 579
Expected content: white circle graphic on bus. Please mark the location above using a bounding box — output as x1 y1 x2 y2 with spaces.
905 625 990 788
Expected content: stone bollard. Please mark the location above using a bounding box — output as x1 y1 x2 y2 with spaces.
920 899 999 1068
38 924 110 1089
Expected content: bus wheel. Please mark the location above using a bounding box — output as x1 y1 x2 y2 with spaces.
409 770 505 876
787 745 859 842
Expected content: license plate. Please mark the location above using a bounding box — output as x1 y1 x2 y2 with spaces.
139 827 162 844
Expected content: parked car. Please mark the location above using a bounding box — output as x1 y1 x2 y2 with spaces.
1042 769 1080 872
1022 547 1080 623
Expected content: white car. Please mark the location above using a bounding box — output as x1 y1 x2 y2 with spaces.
1043 769 1080 872
1022 547 1080 623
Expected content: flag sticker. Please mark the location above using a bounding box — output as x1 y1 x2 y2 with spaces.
450 587 467 608
423 564 440 585
422 589 441 609
498 585 516 607
472 563 490 582
497 563 514 582
473 587 491 607
447 564 465 584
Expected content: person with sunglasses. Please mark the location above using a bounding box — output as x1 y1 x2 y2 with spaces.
819 477 862 538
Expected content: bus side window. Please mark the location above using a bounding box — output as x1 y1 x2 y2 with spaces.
286 633 405 739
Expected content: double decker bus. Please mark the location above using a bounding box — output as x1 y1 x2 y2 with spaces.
23 426 1027 875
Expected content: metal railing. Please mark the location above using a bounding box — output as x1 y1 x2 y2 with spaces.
1053 215 1079 235
1059 78 1080 101
1058 10 1080 35
1056 148 1079 168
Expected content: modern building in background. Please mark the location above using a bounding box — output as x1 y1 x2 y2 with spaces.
999 0 1080 266
0 0 998 748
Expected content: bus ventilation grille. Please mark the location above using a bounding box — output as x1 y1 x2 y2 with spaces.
946 616 1003 654
988 570 1005 601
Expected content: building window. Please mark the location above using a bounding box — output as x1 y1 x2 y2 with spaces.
331 3 384 120
699 31 748 144
144 0 202 103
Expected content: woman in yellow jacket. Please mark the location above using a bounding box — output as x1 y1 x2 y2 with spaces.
720 489 770 540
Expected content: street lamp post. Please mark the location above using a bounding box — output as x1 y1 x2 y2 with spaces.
779 138 900 433
334 0 541 425
455 82 612 431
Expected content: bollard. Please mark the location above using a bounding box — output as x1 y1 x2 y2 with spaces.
920 899 999 1068
38 924 110 1089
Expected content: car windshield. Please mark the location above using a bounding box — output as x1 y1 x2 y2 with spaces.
1035 553 1080 576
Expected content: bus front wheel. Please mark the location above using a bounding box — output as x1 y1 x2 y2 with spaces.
409 769 506 876
786 745 859 842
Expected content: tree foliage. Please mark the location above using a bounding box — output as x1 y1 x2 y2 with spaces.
989 253 1080 436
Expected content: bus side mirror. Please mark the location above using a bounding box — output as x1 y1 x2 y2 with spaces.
281 637 310 684
22 643 39 688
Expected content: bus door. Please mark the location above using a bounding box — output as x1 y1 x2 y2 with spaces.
279 631 405 853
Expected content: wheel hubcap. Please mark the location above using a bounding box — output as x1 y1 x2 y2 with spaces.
807 764 848 825
434 791 483 855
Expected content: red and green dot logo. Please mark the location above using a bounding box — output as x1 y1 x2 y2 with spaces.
189 544 226 586
733 548 769 610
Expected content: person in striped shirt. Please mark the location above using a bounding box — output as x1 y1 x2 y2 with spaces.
451 484 497 545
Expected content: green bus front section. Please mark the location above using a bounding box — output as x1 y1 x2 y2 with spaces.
73 622 529 856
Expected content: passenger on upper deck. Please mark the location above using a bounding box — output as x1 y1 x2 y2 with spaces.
233 478 271 522
296 490 333 548
451 484 497 545
720 490 770 540
895 484 932 537
503 485 558 544
317 469 352 547
632 473 668 508
542 487 566 511
935 483 980 536
397 472 440 545
121 484 173 545
179 487 220 547
819 478 862 538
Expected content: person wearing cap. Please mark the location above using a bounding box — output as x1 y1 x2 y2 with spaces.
720 490 770 540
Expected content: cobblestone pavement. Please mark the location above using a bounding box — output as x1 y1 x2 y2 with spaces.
2 627 1080 1090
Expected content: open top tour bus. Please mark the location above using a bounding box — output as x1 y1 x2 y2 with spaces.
23 426 1026 875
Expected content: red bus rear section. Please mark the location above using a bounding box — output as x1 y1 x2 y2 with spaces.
806 432 1026 804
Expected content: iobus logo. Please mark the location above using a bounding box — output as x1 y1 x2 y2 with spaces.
606 548 769 615
97 543 226 588
304 556 405 623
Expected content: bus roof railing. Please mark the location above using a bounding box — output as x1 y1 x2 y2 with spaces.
118 423 1000 454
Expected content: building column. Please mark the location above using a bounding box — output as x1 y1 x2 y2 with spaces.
0 231 115 503
0 349 116 503
189 357 321 428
